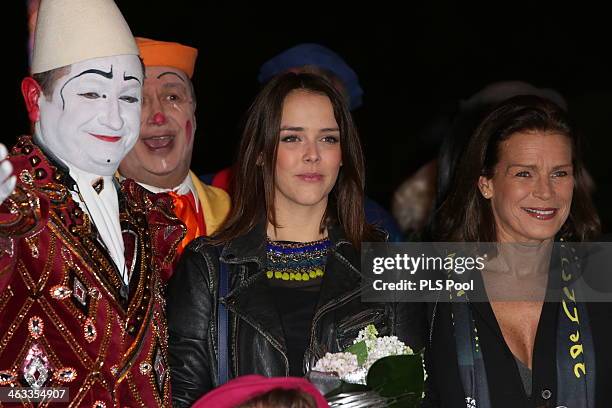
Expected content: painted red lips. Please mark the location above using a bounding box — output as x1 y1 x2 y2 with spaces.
90 133 121 143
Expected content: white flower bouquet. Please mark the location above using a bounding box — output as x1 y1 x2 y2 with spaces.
308 325 425 407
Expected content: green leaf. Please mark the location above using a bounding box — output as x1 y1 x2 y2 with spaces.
345 340 368 365
366 354 424 406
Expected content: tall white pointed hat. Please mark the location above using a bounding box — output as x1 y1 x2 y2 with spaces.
31 0 139 74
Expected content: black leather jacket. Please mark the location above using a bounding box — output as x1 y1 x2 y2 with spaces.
167 222 425 407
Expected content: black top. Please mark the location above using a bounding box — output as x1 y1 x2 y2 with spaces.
269 283 320 376
265 237 328 376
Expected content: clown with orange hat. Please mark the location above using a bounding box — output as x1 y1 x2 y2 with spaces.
119 37 230 264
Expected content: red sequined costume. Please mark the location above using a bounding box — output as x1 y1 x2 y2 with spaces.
0 136 185 407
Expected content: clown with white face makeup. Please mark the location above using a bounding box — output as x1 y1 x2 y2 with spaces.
0 0 184 406
24 55 145 278
35 55 143 176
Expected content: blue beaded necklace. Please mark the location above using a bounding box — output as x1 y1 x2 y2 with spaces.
265 237 331 281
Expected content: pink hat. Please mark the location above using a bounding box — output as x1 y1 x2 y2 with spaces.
192 375 329 408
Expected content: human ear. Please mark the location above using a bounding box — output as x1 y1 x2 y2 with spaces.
478 175 493 198
21 77 43 123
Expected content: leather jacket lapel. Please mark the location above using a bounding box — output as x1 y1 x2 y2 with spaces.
223 268 287 354
316 221 363 310
220 222 287 353
316 243 362 312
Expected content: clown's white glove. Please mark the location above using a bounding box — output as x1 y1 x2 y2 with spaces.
0 143 16 206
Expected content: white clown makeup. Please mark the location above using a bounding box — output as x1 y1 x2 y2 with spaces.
35 54 143 176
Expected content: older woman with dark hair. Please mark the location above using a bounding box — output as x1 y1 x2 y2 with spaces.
166 72 425 407
425 95 611 407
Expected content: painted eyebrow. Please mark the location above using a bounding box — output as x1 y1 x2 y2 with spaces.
280 126 340 132
156 71 186 82
60 66 113 109
123 72 141 84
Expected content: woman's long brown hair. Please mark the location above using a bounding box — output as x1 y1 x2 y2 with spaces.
213 72 378 248
432 95 600 242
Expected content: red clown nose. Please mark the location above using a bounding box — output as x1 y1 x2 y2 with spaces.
152 112 166 125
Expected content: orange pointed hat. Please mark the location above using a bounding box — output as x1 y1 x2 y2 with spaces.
136 37 198 78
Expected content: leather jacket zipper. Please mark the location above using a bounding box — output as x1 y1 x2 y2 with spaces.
225 303 290 376
304 246 362 371
304 286 361 372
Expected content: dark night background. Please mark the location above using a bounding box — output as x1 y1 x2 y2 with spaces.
7 1 612 233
